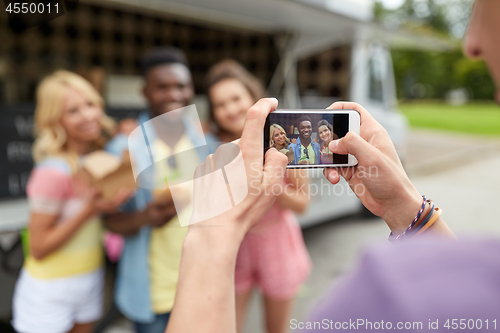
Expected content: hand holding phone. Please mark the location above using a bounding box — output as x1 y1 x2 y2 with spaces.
321 102 434 236
264 109 360 168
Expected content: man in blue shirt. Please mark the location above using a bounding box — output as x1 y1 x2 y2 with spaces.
289 115 321 165
105 47 208 333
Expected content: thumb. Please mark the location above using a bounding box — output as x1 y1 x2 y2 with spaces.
262 148 288 190
329 132 379 164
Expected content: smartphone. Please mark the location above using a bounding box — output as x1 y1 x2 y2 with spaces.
264 109 360 168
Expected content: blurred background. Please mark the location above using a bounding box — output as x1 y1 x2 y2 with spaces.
1 0 499 332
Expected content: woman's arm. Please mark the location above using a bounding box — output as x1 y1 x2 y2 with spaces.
276 169 310 214
29 206 95 260
30 188 130 260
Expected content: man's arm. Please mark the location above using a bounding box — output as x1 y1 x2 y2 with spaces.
167 227 242 333
104 210 148 236
166 98 287 333
105 196 178 236
166 99 456 333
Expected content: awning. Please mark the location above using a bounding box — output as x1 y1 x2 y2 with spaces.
83 0 455 59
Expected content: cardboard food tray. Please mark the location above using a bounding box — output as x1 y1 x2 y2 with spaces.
79 150 136 199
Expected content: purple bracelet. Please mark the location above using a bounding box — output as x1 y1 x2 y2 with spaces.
389 195 427 241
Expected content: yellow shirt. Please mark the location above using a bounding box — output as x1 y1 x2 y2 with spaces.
25 218 103 279
149 135 200 313
24 159 103 280
300 143 316 164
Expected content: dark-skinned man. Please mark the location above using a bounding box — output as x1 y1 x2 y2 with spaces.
105 47 207 333
289 115 321 165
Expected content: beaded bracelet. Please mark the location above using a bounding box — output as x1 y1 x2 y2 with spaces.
388 195 427 241
412 200 435 234
416 207 442 235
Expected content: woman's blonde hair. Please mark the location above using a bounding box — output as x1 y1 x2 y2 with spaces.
270 123 290 147
32 70 115 171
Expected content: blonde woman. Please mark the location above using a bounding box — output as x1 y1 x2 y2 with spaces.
270 123 294 164
12 71 130 333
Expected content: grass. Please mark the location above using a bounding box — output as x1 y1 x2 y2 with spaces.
399 101 500 136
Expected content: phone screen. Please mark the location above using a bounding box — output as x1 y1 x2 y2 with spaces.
264 111 349 166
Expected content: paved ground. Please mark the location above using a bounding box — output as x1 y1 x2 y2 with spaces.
404 128 500 177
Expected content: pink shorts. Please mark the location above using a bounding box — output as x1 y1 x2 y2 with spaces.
234 210 312 300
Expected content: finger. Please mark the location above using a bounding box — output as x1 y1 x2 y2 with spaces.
239 98 278 178
323 168 340 184
158 198 176 209
158 206 177 221
337 167 355 182
157 198 177 211
241 98 278 147
151 199 169 210
262 148 288 190
329 132 380 165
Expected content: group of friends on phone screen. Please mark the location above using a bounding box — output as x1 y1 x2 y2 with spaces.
270 116 339 165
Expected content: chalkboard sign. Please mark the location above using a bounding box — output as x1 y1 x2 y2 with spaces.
0 104 143 200
0 104 35 200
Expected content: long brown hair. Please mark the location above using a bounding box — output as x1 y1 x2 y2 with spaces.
205 59 266 129
317 119 334 149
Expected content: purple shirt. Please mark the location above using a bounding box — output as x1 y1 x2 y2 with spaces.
300 237 500 332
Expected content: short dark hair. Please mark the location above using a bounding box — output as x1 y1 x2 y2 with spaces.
297 115 312 128
140 47 189 77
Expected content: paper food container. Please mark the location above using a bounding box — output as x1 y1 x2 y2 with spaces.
79 150 136 199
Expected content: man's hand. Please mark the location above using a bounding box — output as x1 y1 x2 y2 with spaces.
188 98 288 236
104 190 178 235
145 196 178 227
85 187 132 216
167 97 288 333
323 102 451 236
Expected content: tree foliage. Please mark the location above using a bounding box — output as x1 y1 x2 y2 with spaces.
391 48 495 100
376 0 495 100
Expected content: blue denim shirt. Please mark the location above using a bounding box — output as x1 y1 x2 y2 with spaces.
288 137 321 165
105 111 209 323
